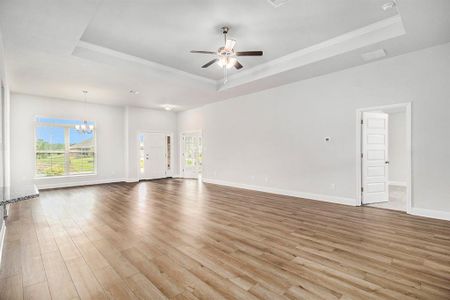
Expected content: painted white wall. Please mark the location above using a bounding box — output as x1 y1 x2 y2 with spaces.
388 112 407 184
178 42 450 214
10 94 126 188
0 26 8 231
9 93 178 188
0 27 10 189
124 106 177 181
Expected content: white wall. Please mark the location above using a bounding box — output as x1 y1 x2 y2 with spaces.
388 112 407 184
0 27 9 189
124 106 177 181
10 94 178 188
0 26 8 232
178 42 450 215
10 94 126 188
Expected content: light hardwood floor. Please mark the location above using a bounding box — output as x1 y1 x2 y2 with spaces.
1 179 449 299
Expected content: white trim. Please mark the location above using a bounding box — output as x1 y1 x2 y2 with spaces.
126 178 139 183
34 173 98 180
220 15 405 91
203 178 356 206
37 178 126 190
356 102 412 214
0 220 6 266
389 181 407 187
75 41 215 86
410 208 450 221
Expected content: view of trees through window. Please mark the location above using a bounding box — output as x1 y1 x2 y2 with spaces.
35 118 95 177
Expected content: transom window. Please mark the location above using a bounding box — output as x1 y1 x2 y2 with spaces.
35 117 96 177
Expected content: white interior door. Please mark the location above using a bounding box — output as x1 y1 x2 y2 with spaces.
181 132 202 179
362 112 389 204
142 133 167 180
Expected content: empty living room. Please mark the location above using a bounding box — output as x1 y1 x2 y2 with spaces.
1 0 450 299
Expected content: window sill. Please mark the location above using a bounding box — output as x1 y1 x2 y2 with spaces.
34 173 97 180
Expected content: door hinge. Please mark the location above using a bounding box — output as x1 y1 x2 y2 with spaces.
361 119 363 125
361 187 364 193
361 153 363 158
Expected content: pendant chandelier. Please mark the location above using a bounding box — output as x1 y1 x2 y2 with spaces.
75 90 94 134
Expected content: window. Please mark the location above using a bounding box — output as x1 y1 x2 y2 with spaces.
35 117 96 177
139 134 144 174
166 135 171 170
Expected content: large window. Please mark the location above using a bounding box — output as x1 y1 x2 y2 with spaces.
35 117 96 177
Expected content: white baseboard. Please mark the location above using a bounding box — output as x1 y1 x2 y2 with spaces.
389 181 407 187
37 178 127 190
202 178 356 206
125 178 139 183
410 207 450 221
0 220 5 266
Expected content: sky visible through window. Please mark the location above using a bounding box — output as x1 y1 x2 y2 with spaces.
36 117 95 144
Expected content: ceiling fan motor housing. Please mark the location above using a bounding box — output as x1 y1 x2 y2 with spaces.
218 47 234 57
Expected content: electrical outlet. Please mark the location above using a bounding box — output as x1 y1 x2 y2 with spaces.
330 183 336 190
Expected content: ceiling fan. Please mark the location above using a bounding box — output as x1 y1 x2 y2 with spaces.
190 27 263 80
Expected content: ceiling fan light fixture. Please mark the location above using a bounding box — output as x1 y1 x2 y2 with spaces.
217 56 237 69
227 57 237 69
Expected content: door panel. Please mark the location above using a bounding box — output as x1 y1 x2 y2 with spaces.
362 112 389 204
181 132 202 179
142 133 167 180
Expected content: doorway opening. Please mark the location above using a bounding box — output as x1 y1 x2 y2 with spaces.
356 103 411 212
138 132 172 180
180 131 202 180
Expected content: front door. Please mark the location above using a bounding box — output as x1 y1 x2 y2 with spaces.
362 112 389 204
141 133 167 180
181 132 202 179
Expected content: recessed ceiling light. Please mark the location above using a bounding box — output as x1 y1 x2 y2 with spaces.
129 90 139 95
162 105 174 111
382 1 396 11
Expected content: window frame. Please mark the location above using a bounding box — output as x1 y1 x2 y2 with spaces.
34 118 97 178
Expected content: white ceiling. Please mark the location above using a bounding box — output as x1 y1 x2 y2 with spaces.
0 0 449 111
81 0 396 80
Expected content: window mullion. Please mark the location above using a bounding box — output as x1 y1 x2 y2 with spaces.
65 127 70 175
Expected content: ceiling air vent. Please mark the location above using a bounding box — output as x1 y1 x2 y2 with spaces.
361 49 387 62
267 0 289 8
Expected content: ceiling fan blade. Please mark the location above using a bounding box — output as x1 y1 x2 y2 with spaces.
201 59 219 68
234 60 243 70
235 51 263 56
190 50 216 54
225 39 236 50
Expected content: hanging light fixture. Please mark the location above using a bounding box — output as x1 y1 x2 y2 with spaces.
75 90 94 134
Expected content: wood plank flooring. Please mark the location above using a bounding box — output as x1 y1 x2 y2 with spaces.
1 179 449 299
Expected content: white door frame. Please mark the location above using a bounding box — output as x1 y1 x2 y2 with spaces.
179 130 202 179
355 102 412 213
137 130 173 180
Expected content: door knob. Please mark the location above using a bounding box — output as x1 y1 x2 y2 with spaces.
385 161 390 165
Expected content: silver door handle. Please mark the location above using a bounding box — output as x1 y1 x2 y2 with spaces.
385 161 390 165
